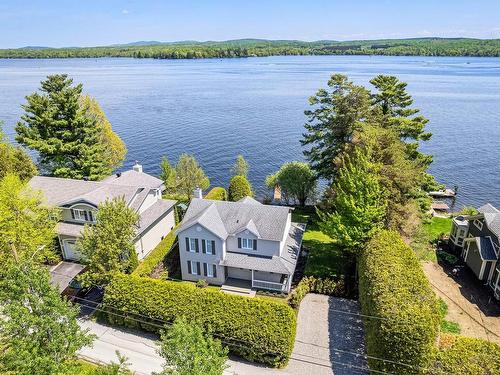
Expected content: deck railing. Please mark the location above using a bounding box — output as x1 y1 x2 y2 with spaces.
252 279 285 292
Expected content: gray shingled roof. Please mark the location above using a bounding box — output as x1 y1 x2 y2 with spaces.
178 198 291 241
220 223 305 274
477 203 500 238
136 199 176 236
57 222 85 237
473 237 498 261
478 203 500 214
103 170 163 189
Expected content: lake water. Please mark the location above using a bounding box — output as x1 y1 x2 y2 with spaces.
1 56 499 208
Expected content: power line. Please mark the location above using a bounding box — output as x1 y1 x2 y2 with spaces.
72 295 420 373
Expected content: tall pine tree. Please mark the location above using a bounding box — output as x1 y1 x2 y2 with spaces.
16 74 118 180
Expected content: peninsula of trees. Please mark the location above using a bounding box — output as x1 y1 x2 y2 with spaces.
1 37 499 59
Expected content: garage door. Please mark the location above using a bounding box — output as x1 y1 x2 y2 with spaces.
63 240 82 261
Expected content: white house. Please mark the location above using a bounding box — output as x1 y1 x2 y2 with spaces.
29 162 176 261
176 196 305 293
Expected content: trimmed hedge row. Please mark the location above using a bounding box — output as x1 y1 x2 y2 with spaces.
288 276 346 308
101 274 296 367
428 334 500 375
132 225 179 277
205 187 228 201
358 230 440 374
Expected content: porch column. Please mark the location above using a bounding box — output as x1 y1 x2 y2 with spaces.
251 269 254 288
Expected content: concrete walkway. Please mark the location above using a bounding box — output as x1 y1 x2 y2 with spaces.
79 294 368 374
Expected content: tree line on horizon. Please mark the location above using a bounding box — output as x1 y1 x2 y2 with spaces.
1 37 499 58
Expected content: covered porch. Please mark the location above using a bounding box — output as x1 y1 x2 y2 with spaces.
223 266 290 293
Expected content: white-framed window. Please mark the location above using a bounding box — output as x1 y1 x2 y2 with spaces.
458 229 465 237
242 238 254 250
206 263 214 277
204 263 217 278
71 208 94 222
473 219 483 230
206 240 214 255
188 260 199 275
189 238 197 252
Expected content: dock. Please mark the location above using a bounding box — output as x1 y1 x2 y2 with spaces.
429 188 456 198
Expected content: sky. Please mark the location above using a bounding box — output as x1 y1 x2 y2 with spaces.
0 0 499 48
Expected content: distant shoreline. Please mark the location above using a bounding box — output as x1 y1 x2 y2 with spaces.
1 38 499 59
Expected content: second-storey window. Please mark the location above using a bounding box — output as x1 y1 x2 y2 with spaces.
71 208 94 222
241 238 256 250
189 238 198 252
473 219 483 230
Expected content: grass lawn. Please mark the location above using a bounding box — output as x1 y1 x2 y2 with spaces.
293 207 346 279
412 216 453 262
71 360 99 374
256 293 289 305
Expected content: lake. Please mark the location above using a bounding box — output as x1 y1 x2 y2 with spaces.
1 56 499 208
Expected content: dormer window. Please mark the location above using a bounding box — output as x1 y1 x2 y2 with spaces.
473 219 483 230
71 208 94 222
238 237 257 250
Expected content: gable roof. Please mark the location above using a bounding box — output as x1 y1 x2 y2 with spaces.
473 237 498 261
177 198 291 241
103 170 163 189
477 203 500 238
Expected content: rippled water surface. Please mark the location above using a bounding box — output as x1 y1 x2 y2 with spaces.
1 56 499 208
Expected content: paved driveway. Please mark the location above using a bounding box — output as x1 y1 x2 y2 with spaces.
79 294 368 374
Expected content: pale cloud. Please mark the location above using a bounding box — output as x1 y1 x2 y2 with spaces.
122 9 129 15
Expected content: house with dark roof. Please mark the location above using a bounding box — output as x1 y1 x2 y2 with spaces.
450 203 500 300
29 162 176 262
176 197 305 293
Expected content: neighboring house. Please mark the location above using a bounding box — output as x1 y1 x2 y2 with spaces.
29 162 176 262
176 196 305 293
450 203 500 300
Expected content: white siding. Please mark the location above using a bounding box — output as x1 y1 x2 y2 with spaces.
226 232 281 257
135 210 176 260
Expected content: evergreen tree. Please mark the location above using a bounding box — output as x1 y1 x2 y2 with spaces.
0 173 58 266
302 74 372 181
77 197 139 287
174 154 210 199
370 75 432 167
15 74 115 180
0 121 37 181
230 154 249 178
319 149 387 253
228 175 253 202
155 317 228 375
0 259 93 374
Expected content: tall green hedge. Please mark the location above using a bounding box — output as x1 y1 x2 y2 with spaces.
358 230 440 374
101 274 296 367
288 276 346 309
132 225 179 277
205 187 228 201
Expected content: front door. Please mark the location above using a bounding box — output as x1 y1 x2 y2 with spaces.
63 239 82 261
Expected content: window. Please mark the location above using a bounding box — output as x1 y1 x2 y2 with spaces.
458 229 465 237
242 238 254 250
189 238 197 252
188 260 200 275
473 219 483 230
204 263 217 278
203 239 216 255
71 208 94 222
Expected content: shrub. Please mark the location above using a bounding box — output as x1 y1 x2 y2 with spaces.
288 276 346 309
132 225 179 277
196 279 208 288
228 175 252 201
428 334 500 375
358 230 440 374
205 187 227 201
101 274 296 367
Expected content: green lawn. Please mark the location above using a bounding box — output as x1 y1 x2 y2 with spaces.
293 207 346 279
412 216 453 262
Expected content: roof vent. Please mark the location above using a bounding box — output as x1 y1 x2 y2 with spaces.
116 172 122 178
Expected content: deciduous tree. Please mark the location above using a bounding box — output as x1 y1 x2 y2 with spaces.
160 156 177 193
0 121 37 181
228 175 252 202
0 259 93 374
0 173 58 266
155 317 228 375
77 197 139 287
266 161 316 206
174 154 210 199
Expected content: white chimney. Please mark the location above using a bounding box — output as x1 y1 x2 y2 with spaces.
133 161 143 173
194 187 203 199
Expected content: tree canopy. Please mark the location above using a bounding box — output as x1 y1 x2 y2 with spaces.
0 122 37 181
230 154 249 178
0 259 93 374
77 197 139 287
0 174 58 266
160 156 177 193
16 74 125 180
174 154 210 199
266 161 316 206
228 175 253 202
155 317 228 375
